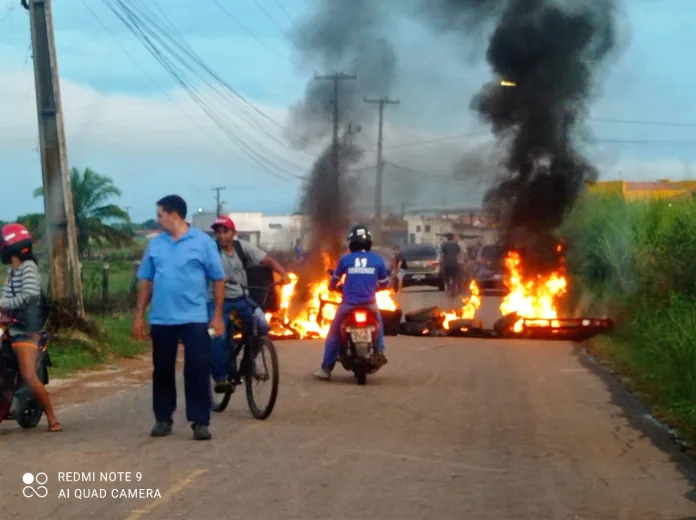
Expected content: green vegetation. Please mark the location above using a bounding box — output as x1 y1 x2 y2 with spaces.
47 315 147 378
561 192 696 447
31 167 134 257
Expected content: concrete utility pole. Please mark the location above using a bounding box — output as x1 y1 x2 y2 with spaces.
314 73 357 200
212 187 226 216
364 96 399 245
27 0 84 316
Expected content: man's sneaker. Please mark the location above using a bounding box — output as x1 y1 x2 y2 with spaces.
150 421 172 437
192 423 212 441
312 367 331 380
213 379 231 394
373 352 388 369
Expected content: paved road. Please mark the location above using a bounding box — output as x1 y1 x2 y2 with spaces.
1 288 695 519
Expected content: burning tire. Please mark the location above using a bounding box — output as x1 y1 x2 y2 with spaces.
405 306 442 323
380 309 402 336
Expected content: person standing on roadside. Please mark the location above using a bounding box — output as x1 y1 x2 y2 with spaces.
440 233 462 297
391 244 407 293
133 195 225 441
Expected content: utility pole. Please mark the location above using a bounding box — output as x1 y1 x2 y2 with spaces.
364 97 399 245
314 73 357 196
314 72 357 257
26 0 84 316
212 187 226 216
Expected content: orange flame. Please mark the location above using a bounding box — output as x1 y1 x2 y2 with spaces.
264 269 398 339
499 249 568 332
441 280 482 330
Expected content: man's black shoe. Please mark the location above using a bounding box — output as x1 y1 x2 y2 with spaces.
150 421 172 437
192 423 212 441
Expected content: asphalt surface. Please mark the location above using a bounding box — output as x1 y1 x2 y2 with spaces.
1 288 696 519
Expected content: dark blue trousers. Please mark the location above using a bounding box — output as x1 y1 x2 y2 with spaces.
151 323 211 426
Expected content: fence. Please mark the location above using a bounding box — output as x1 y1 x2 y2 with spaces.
81 261 140 314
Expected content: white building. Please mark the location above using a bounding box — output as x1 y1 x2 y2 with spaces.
191 211 309 252
404 214 498 248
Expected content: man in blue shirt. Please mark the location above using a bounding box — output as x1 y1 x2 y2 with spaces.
313 225 390 380
133 195 225 441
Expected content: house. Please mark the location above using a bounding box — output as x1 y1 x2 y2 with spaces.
404 210 498 247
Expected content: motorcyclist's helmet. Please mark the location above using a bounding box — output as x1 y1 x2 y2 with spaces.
0 223 33 265
347 224 372 252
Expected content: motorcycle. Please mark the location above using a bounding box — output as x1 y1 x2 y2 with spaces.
319 270 385 385
0 314 52 428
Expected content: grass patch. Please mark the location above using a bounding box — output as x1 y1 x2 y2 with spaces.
48 314 148 378
561 192 696 449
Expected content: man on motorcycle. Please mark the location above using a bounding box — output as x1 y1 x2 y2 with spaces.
208 216 290 392
0 223 61 432
313 225 389 381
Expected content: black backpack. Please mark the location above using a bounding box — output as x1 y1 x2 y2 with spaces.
220 240 279 312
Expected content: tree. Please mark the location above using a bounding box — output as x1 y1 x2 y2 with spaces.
33 167 132 257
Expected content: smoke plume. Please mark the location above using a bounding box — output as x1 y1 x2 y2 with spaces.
288 0 397 264
428 0 617 265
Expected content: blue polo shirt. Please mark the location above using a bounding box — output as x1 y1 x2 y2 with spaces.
137 227 225 325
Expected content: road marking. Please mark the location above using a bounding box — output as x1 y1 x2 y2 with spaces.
125 468 207 520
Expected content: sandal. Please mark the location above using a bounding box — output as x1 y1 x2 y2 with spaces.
48 421 63 432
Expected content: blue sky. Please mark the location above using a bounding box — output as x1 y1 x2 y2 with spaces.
1 0 695 223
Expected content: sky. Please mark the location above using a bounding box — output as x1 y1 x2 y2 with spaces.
1 0 695 223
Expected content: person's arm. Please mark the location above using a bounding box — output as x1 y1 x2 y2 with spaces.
0 262 41 310
245 241 290 283
329 256 346 291
203 237 226 320
134 245 156 321
376 258 390 289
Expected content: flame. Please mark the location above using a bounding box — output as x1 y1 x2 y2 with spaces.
441 280 481 330
263 269 398 339
499 249 568 332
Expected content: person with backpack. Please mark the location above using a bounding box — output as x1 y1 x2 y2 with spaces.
0 223 61 432
208 216 290 393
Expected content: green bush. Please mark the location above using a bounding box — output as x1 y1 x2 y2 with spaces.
561 192 696 440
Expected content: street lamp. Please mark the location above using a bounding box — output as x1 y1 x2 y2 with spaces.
500 79 517 87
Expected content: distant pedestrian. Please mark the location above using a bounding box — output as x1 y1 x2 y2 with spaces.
440 233 461 297
133 195 225 441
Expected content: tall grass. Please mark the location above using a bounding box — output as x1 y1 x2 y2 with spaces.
560 193 696 436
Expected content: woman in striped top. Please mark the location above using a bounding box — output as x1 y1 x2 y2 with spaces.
0 223 61 432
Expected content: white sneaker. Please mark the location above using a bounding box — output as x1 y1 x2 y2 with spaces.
312 367 331 380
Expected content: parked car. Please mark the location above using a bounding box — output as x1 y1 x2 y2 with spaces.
472 244 507 294
401 244 444 291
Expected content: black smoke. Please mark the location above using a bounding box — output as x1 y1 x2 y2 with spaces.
288 0 397 264
424 0 617 270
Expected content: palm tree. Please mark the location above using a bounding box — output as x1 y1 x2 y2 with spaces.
33 167 132 257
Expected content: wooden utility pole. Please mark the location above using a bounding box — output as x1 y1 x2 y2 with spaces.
27 0 84 316
212 187 226 216
364 97 399 245
314 73 357 203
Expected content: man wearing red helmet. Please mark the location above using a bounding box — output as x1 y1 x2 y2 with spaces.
209 215 290 392
0 223 61 432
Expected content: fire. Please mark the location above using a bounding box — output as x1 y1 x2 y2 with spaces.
499 249 568 332
264 271 398 339
442 280 481 330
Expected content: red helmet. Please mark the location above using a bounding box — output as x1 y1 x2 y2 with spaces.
0 223 33 265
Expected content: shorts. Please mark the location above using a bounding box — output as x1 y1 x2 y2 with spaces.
9 333 40 349
443 266 459 282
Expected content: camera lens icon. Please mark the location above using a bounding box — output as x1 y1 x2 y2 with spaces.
22 472 48 498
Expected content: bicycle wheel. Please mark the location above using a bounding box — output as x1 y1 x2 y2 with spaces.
245 336 279 420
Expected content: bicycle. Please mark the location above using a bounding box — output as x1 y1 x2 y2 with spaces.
211 283 281 420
